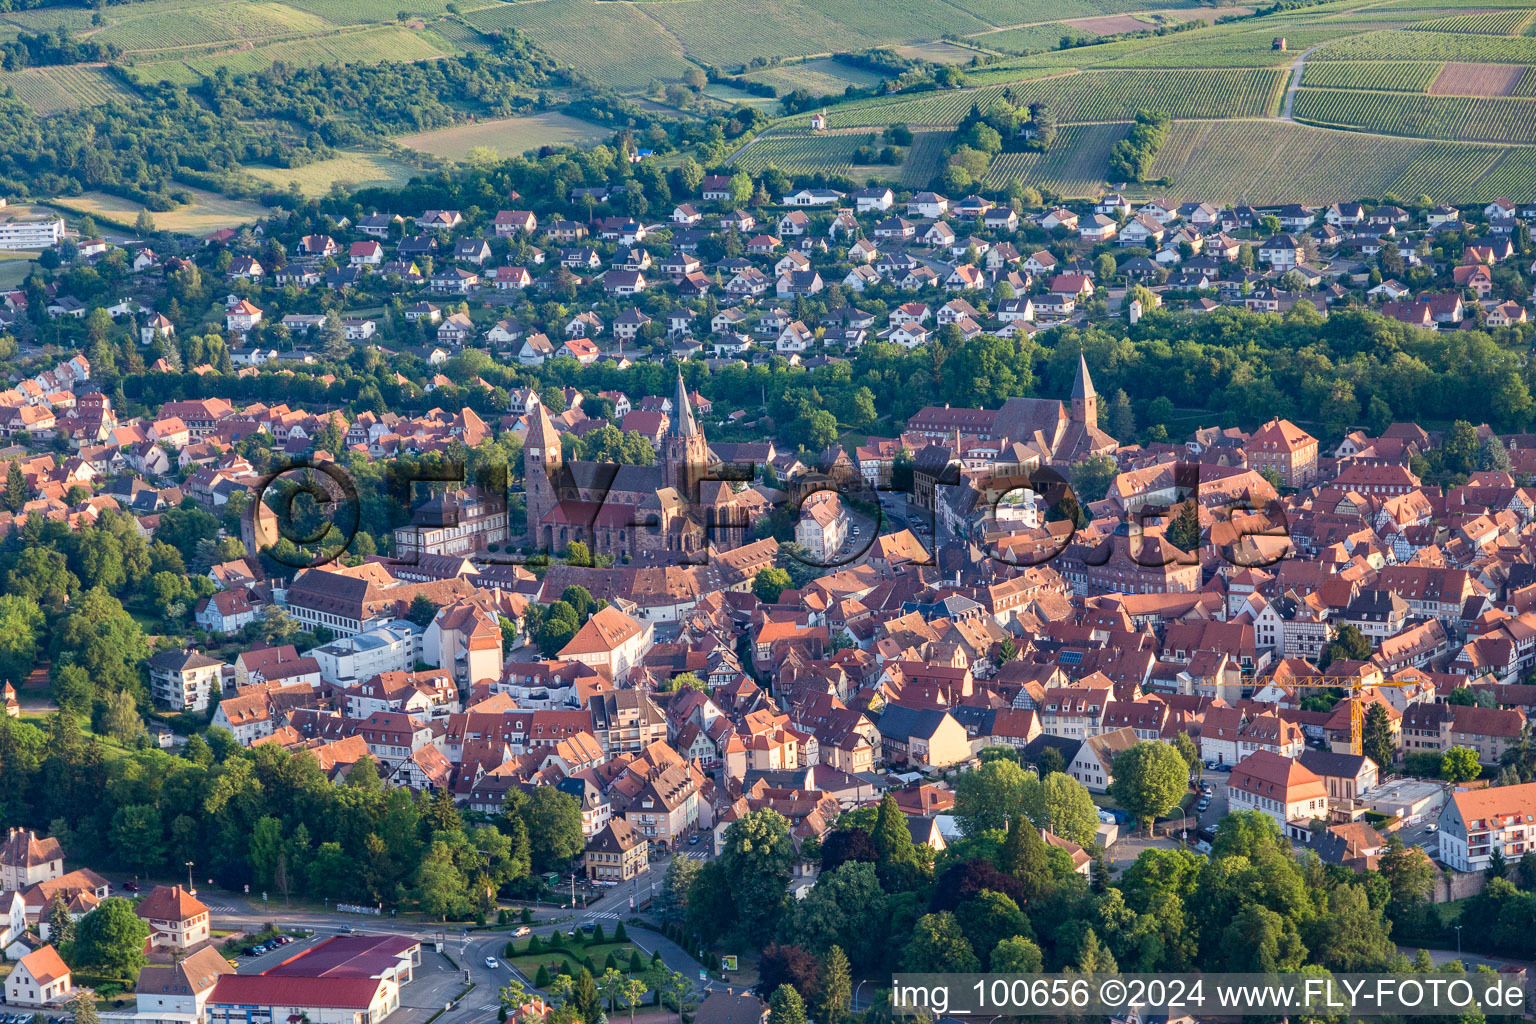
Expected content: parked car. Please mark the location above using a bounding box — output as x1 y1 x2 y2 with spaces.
243 947 260 957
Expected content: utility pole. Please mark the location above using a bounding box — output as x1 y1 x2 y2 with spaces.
186 861 195 893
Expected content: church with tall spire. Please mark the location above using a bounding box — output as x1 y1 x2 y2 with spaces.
986 351 1118 465
522 373 758 560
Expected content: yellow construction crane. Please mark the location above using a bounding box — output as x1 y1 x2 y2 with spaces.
1246 673 1424 757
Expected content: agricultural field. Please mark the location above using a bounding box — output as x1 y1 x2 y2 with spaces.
3 64 137 116
398 112 613 160
53 188 269 233
1301 60 1443 91
93 1 331 56
1311 29 1536 62
1147 118 1534 203
462 0 692 91
244 149 419 193
979 121 1126 194
937 0 1103 24
1406 10 1532 34
746 58 885 97
1293 87 1536 142
281 0 461 24
815 67 1285 128
893 41 983 64
978 23 1081 56
135 25 456 84
702 83 779 110
645 0 990 69
1429 62 1525 96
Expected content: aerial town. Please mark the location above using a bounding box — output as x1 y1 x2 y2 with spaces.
2 167 1536 1024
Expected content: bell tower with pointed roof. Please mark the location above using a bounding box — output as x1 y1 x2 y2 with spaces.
523 403 562 543
662 372 708 494
1070 351 1098 431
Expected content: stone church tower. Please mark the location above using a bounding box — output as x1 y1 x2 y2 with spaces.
523 402 562 544
661 373 709 497
1070 351 1098 431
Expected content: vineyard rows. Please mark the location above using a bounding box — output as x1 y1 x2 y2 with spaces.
1148 118 1535 204
4 64 136 115
95 1 329 54
1294 87 1536 142
463 0 692 90
823 67 1285 127
1312 30 1536 63
979 122 1125 194
1300 60 1442 91
1407 10 1531 34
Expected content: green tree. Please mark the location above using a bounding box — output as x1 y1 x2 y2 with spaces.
999 814 1050 899
769 985 807 1024
871 792 921 890
953 758 1032 835
1362 703 1396 773
74 897 151 978
904 912 979 972
1167 500 1201 552
44 890 74 946
1040 771 1099 848
990 936 1043 973
721 808 795 943
522 786 585 870
1440 746 1481 783
0 594 44 684
1108 741 1190 830
816 946 851 1024
1320 624 1373 669
753 567 793 603
1069 454 1118 505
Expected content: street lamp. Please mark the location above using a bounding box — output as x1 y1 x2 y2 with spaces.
186 861 195 893
853 981 869 1012
1455 925 1463 957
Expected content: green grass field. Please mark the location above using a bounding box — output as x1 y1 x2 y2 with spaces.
3 64 137 115
978 23 1081 55
244 149 420 193
398 111 613 159
53 188 269 232
746 58 885 97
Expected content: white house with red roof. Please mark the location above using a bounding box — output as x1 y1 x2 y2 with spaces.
135 884 211 950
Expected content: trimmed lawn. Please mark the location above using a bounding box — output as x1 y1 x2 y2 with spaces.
507 938 648 980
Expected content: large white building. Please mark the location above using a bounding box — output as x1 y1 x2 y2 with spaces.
0 215 64 249
308 621 422 687
1437 780 1536 872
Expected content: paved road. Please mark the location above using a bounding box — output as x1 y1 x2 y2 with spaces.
1280 45 1324 121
